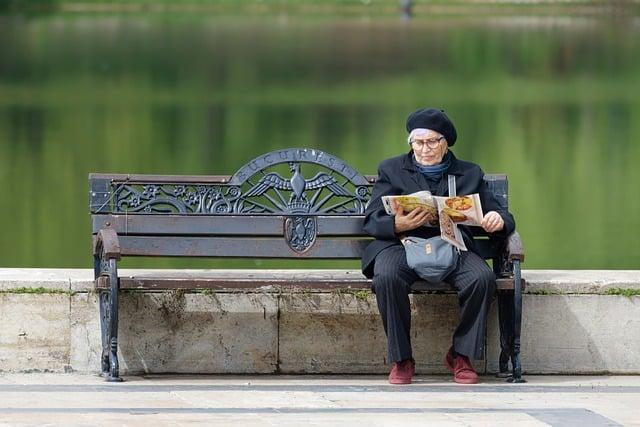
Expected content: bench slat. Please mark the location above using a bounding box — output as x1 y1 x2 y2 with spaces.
116 236 370 258
92 214 365 236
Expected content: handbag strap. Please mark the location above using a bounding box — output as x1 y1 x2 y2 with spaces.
448 174 456 197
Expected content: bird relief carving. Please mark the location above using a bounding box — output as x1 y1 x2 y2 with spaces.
238 162 353 214
284 216 317 254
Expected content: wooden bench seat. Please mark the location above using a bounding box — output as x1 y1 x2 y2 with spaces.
96 270 523 293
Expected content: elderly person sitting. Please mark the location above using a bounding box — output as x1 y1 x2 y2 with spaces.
361 108 515 385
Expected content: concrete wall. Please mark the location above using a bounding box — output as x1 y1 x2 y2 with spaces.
1 269 639 375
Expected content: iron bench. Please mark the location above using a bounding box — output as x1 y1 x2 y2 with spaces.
89 147 525 383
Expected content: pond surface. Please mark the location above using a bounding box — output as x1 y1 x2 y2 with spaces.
1 13 639 269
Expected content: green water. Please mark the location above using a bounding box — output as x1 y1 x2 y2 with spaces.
1 13 639 269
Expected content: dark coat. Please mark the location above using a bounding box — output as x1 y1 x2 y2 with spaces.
361 151 516 279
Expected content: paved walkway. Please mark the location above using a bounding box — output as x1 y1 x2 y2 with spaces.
0 374 639 426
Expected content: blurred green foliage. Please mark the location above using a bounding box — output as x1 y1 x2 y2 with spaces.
0 13 639 269
0 0 57 13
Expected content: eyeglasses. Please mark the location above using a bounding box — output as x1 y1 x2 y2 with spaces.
410 136 446 150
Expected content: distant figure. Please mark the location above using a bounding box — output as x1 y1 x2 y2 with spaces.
400 0 413 19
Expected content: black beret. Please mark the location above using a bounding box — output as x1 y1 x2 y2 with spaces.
406 108 457 146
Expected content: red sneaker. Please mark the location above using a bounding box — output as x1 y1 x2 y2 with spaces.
389 359 415 385
444 347 478 384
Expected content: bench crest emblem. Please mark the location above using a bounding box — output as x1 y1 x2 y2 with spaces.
284 216 317 253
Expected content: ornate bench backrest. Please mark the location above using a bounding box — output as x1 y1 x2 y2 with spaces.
90 148 508 259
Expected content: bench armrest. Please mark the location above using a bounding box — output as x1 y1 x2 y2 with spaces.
93 228 121 260
506 231 525 262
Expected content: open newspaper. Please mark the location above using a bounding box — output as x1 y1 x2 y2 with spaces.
382 191 483 251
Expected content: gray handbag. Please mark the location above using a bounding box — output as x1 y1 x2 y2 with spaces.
401 175 460 282
402 235 459 282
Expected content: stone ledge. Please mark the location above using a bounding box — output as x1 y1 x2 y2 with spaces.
2 269 639 375
521 270 640 294
0 269 78 292
2 268 640 294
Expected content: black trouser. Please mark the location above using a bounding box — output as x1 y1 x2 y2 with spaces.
372 245 496 364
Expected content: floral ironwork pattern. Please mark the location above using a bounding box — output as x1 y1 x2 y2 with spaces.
114 184 241 214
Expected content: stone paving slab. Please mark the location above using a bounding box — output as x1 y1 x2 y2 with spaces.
278 293 460 374
487 294 640 374
0 294 71 372
0 411 547 427
0 374 638 426
116 292 279 374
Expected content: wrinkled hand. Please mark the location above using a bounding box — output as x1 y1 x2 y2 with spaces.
393 201 433 234
481 211 504 233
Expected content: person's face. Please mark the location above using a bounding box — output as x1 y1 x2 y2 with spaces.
410 129 448 166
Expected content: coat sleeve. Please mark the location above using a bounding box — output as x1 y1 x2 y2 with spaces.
477 168 516 237
362 163 398 240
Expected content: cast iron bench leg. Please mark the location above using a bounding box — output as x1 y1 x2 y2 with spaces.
496 291 514 378
508 259 525 383
496 260 526 383
106 258 123 382
494 252 512 379
99 291 110 376
94 255 110 376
